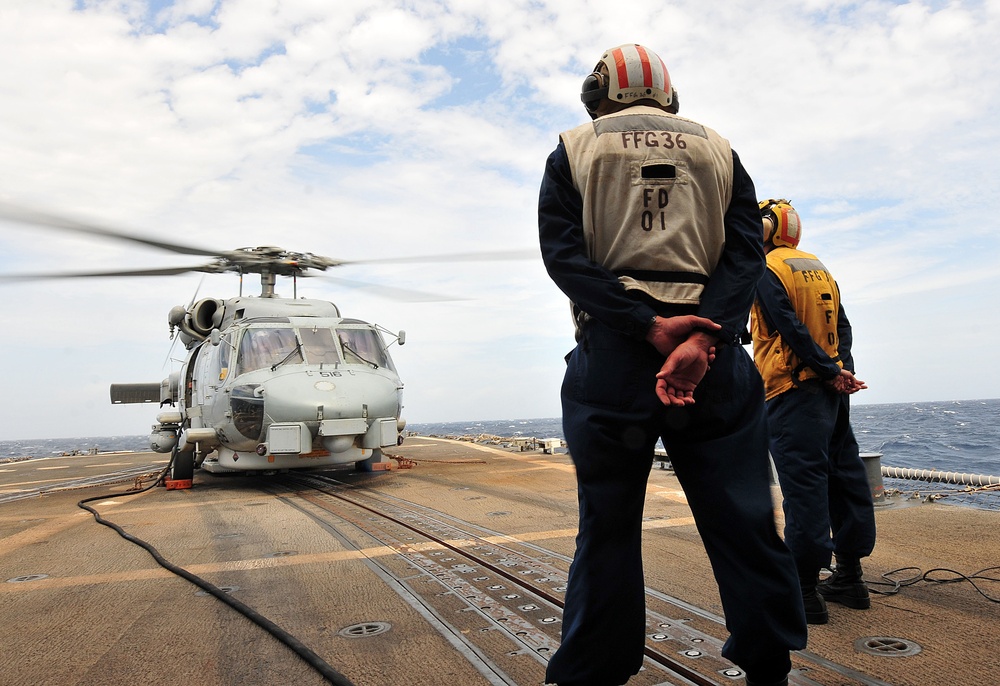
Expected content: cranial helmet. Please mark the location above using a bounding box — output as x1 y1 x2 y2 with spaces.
759 199 802 249
581 43 673 116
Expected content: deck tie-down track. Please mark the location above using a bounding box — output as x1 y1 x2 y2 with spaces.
275 474 888 686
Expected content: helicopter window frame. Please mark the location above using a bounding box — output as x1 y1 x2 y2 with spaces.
336 326 396 372
218 332 235 381
299 326 341 366
235 326 304 375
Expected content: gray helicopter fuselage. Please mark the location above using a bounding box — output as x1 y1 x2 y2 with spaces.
143 296 405 471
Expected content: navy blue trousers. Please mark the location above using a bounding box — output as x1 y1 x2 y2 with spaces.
766 384 876 576
545 321 807 686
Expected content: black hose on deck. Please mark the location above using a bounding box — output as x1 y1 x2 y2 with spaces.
77 460 355 686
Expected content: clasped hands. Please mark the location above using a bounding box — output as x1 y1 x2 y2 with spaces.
828 368 868 395
645 315 721 407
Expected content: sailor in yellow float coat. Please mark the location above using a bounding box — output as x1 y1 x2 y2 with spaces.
753 248 842 399
750 200 876 626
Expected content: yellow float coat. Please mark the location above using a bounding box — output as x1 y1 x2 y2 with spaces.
751 247 842 400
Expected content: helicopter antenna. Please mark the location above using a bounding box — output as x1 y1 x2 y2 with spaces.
188 275 206 308
163 275 206 370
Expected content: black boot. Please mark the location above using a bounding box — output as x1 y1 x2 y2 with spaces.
818 556 870 609
800 572 829 624
745 677 788 686
743 653 790 686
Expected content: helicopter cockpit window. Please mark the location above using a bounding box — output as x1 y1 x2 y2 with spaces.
236 327 303 374
300 327 340 365
337 327 394 371
218 333 233 381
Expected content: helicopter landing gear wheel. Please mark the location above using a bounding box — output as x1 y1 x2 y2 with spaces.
168 447 195 489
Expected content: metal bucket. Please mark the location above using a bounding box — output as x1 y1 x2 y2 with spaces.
860 452 887 505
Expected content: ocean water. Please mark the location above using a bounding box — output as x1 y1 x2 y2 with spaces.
404 399 1000 511
3 398 998 477
408 399 1000 478
852 399 1000 476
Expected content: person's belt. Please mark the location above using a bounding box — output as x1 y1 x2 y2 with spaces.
624 290 743 347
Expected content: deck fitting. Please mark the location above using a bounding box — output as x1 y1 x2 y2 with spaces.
339 622 391 638
854 636 923 657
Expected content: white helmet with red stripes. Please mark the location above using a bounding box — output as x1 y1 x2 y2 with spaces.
581 44 673 115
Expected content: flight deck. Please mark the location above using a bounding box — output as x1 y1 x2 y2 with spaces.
1 437 997 685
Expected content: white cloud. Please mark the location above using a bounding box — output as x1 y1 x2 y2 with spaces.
1 0 998 440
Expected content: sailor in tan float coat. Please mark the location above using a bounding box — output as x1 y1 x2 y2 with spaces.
559 105 732 315
538 44 807 686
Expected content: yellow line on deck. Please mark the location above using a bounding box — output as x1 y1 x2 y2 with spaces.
0 517 694 593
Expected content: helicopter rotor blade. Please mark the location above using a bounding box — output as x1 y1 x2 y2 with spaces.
0 202 223 257
325 248 538 267
0 202 539 297
0 265 218 282
315 275 465 302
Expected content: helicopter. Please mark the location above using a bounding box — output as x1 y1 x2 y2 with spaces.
0 203 534 487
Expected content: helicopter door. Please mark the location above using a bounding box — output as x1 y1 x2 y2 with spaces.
193 341 225 407
182 343 203 427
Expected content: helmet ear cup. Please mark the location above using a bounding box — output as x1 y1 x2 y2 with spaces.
581 71 609 113
762 210 778 242
759 199 800 248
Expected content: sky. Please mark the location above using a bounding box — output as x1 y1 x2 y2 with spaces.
1 0 998 441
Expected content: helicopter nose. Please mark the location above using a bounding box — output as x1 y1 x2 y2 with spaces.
262 370 400 425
